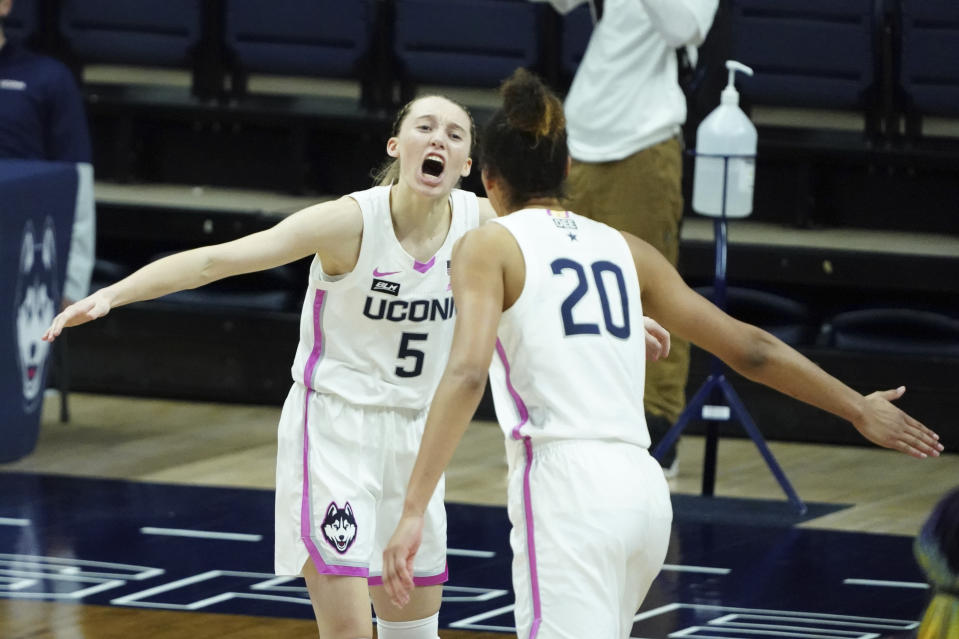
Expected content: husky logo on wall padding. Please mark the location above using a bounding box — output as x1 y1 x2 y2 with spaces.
14 218 58 413
322 501 357 554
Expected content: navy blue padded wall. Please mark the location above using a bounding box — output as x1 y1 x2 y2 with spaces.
394 0 543 87
59 0 202 67
730 0 879 109
900 1 959 117
5 0 39 45
224 0 374 78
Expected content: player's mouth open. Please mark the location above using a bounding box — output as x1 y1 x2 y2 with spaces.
422 154 445 177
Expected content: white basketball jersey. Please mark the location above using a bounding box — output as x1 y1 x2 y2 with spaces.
488 209 650 447
290 185 480 409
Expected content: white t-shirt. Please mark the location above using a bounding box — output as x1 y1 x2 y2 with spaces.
549 0 717 162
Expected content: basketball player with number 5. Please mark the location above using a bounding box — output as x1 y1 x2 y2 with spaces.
45 94 488 639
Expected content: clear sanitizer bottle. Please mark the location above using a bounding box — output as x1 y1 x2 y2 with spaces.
692 60 757 218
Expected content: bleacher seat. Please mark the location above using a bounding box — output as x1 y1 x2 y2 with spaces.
224 0 377 90
147 251 300 312
90 258 134 291
727 0 887 228
694 286 816 346
5 0 39 45
59 0 203 69
729 0 882 121
393 0 546 95
899 1 959 135
823 307 959 357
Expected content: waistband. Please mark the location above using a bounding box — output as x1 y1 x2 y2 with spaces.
505 436 649 471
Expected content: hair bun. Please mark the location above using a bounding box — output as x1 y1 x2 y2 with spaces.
500 68 565 139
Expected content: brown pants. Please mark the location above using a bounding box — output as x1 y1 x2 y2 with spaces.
565 137 690 423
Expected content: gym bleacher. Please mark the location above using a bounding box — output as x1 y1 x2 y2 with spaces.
10 0 957 450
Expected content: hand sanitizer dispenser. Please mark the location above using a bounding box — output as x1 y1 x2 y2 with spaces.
692 61 757 218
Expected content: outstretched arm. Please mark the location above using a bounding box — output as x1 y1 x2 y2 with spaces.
43 196 363 341
625 232 943 459
382 224 512 607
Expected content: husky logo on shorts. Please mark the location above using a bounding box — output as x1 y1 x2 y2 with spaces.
322 501 357 554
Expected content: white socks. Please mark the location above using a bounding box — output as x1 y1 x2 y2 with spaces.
375 612 440 639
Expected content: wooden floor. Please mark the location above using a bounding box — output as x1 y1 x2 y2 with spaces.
10 392 956 535
1 392 956 638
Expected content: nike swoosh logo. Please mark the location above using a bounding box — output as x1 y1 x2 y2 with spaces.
373 268 400 277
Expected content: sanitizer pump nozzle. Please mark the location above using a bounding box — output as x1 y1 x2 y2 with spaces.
721 60 753 105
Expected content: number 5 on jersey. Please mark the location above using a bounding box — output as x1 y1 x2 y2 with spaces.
396 332 427 377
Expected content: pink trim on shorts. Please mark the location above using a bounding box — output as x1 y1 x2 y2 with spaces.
495 339 542 637
520 436 542 638
298 291 369 579
368 563 449 587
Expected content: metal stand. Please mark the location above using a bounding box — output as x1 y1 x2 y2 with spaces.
652 152 807 515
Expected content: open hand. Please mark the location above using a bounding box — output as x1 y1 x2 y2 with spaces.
382 514 425 608
43 290 112 342
644 316 671 361
854 386 943 458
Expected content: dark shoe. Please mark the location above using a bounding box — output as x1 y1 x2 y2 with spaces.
647 412 678 475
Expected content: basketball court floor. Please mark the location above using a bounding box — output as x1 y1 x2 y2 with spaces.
1 393 954 638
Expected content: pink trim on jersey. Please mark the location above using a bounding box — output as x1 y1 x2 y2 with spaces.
495 339 542 637
495 339 529 440
413 256 436 273
303 290 327 390
299 291 369 579
368 564 448 587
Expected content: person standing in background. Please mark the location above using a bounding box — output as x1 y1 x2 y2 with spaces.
0 0 95 306
542 0 719 475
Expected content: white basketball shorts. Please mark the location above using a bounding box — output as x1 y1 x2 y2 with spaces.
506 439 672 638
274 383 448 585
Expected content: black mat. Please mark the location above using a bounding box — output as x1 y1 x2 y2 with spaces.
671 493 852 527
1 471 926 635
